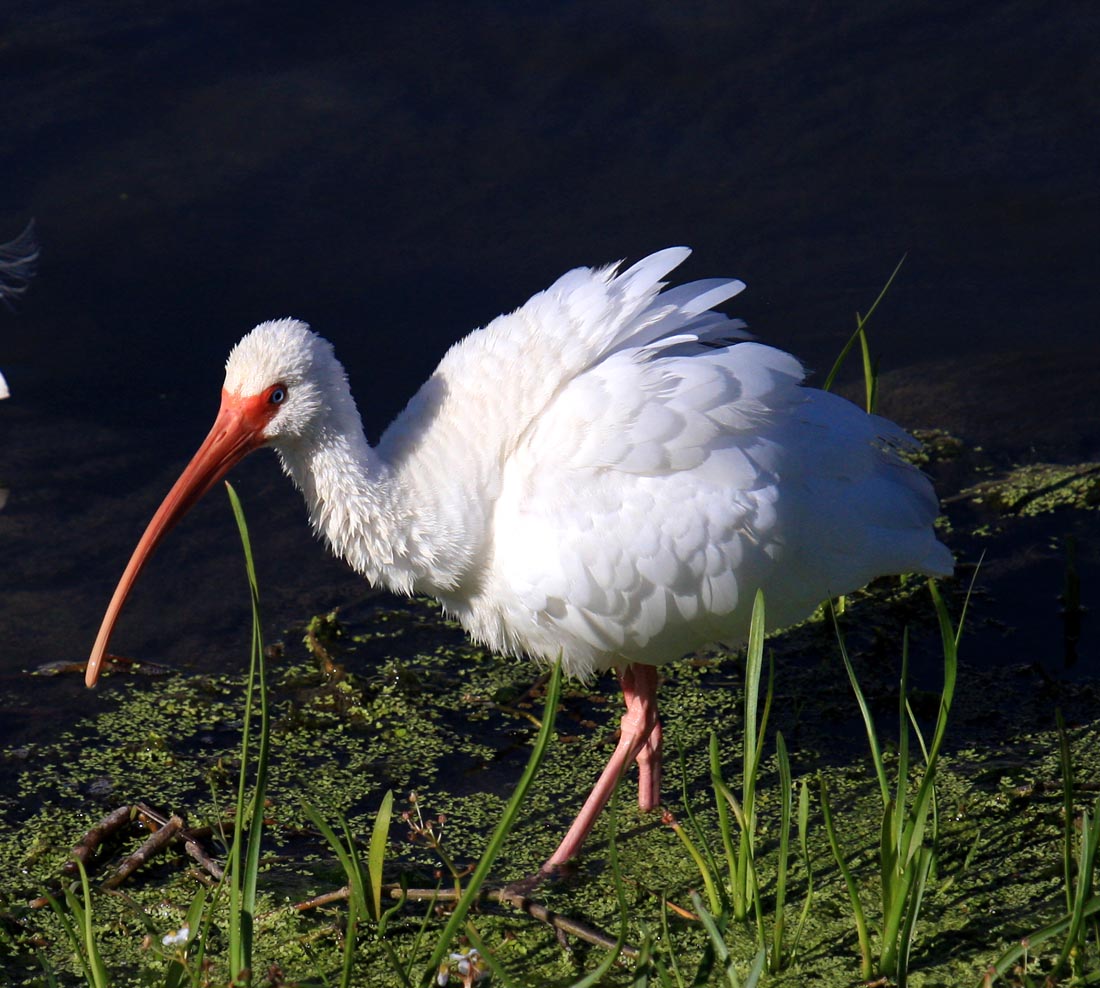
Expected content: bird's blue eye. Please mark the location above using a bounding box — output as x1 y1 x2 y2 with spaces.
270 386 286 405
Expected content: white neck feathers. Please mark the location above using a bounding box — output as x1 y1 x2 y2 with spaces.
273 393 473 598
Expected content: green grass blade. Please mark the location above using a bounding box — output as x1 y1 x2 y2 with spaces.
301 802 365 911
668 806 723 917
227 483 271 910
367 790 394 923
679 741 725 911
32 948 62 988
224 481 273 982
819 776 873 980
691 892 741 988
906 696 931 765
660 896 687 988
378 878 407 942
896 846 934 987
742 590 765 810
164 887 209 988
627 922 658 988
858 325 879 414
982 895 1100 985
406 880 444 985
339 889 360 988
1057 709 1075 914
735 590 766 918
341 818 370 913
46 889 93 987
904 693 941 884
191 863 230 988
74 859 109 988
822 326 862 394
1053 794 1100 978
789 778 814 958
898 583 958 860
832 607 890 806
381 940 415 988
47 884 102 988
462 923 519 988
893 629 910 862
879 855 917 976
770 732 791 972
710 732 739 903
879 798 898 923
421 658 563 984
821 255 906 393
743 946 767 988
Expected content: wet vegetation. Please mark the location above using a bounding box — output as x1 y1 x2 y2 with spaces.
1 298 1098 986
0 435 1096 987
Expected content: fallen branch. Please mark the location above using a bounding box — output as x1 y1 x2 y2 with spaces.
61 805 134 878
290 882 637 958
135 803 225 881
103 815 182 889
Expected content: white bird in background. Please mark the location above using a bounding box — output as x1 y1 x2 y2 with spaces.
0 218 40 400
86 248 952 876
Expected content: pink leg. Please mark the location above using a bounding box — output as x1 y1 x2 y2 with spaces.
633 678 663 811
542 663 662 873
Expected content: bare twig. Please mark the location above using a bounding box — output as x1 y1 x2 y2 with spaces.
102 815 183 889
135 802 225 880
292 885 351 912
490 886 636 958
61 805 134 877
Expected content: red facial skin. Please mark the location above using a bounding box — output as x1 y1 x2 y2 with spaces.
85 386 284 687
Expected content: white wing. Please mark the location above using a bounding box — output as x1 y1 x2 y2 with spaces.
378 248 748 473
376 247 746 597
380 250 950 677
486 334 803 676
489 329 949 677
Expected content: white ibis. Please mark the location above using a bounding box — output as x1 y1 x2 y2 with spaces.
87 248 952 875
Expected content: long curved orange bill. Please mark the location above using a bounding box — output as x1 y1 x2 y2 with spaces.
85 390 273 687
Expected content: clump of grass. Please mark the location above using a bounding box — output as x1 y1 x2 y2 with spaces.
666 590 813 976
820 580 961 986
303 791 407 987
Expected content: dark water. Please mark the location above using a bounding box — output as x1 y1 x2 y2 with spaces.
1 1 1097 744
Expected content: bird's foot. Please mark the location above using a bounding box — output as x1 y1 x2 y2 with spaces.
498 860 575 900
497 873 544 901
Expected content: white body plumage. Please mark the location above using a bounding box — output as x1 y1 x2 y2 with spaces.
226 248 951 680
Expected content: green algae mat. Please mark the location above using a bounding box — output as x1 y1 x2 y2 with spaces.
1 449 1098 986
